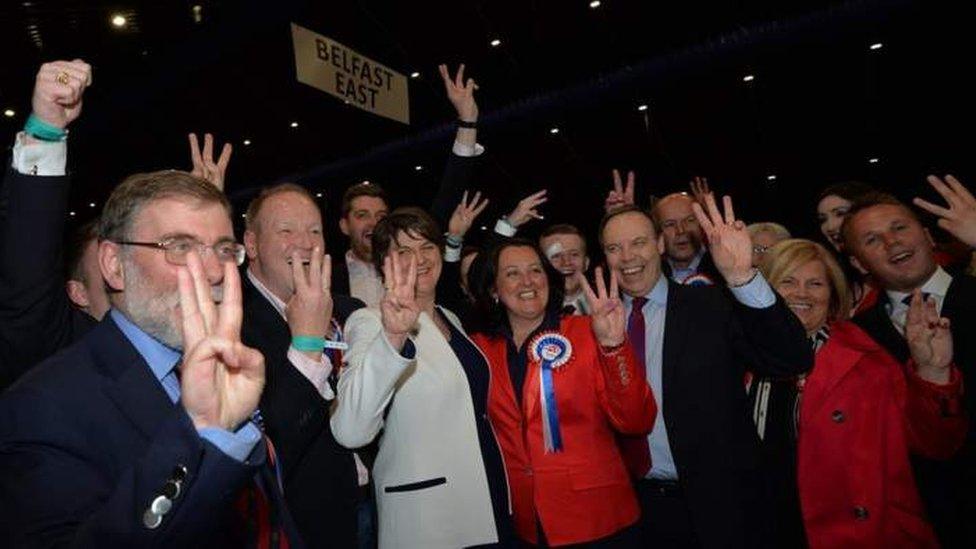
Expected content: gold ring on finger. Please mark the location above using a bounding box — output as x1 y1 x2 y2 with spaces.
56 71 71 86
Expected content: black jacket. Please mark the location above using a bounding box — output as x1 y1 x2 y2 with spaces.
241 273 365 548
0 168 95 391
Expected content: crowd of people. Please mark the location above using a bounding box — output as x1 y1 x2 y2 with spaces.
1 57 974 549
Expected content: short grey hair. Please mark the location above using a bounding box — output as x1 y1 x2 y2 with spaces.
747 222 791 241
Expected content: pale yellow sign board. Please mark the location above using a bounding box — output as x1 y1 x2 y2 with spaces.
291 23 410 125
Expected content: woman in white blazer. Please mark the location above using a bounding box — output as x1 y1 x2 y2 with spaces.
331 207 513 549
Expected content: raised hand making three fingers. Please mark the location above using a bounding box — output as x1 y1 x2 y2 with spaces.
380 253 422 351
177 251 265 432
905 289 954 385
285 246 334 359
448 190 490 239
578 267 626 348
691 193 756 286
189 133 233 191
913 175 976 249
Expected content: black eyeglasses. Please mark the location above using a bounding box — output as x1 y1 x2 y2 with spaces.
115 236 245 266
752 244 771 254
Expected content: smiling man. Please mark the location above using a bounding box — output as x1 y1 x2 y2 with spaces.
652 193 722 284
600 200 811 548
539 224 591 314
843 191 976 548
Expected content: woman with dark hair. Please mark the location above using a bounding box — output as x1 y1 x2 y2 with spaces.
470 239 656 547
815 181 878 315
331 207 514 548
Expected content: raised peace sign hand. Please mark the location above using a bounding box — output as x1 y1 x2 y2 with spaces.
189 133 233 191
380 253 422 351
691 193 755 286
177 251 265 432
579 266 626 348
439 63 479 123
604 169 636 213
905 289 953 385
913 175 976 249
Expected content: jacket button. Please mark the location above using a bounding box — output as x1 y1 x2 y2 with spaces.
524 467 533 476
831 410 845 423
143 509 162 529
853 506 869 520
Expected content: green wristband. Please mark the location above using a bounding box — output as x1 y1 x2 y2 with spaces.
24 114 67 142
291 335 326 353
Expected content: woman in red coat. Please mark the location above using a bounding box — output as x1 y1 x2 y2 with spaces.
470 239 656 547
758 239 966 548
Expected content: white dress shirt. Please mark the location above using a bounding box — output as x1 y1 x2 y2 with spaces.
884 266 953 335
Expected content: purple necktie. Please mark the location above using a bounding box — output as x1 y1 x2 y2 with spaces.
619 297 651 478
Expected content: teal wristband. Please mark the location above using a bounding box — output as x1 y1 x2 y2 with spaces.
291 335 326 353
24 114 67 142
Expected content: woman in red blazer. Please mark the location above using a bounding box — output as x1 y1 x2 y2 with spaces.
757 239 966 548
470 239 656 547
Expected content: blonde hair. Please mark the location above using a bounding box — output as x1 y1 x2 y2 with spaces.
761 238 851 322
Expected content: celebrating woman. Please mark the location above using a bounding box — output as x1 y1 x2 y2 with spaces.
471 239 656 547
331 208 513 548
749 239 966 548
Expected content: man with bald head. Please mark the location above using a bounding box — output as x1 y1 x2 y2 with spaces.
242 182 366 548
652 192 722 285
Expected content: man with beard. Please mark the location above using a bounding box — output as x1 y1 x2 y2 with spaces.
539 224 591 314
242 182 366 548
843 191 975 548
0 170 300 546
600 195 812 548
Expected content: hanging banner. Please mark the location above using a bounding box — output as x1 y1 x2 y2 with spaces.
291 23 410 124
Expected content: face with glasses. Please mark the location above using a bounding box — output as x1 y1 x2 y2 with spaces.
100 197 236 349
750 230 786 268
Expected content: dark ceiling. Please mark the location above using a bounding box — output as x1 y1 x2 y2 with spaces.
0 0 971 253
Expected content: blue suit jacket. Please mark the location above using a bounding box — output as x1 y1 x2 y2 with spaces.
0 316 301 548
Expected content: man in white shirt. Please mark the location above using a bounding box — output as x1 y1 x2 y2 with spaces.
843 191 975 548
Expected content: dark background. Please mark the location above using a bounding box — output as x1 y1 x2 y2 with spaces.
0 0 971 257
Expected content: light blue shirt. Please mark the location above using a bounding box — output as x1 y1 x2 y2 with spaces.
667 248 706 283
110 309 261 462
624 272 776 480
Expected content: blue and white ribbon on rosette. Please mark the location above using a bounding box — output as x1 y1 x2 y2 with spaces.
530 332 573 453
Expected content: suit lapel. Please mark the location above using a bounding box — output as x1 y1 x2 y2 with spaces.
92 319 178 440
852 295 909 363
662 281 691 409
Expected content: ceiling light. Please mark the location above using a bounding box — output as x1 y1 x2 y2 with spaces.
490 38 502 47
869 43 883 51
241 213 247 218
362 180 371 185
192 5 203 24
111 14 126 28
410 71 420 79
69 211 76 217
868 157 879 164
414 165 423 171
316 192 323 198
589 1 601 8
637 104 648 112
89 202 96 208
243 139 251 146
3 109 14 118
549 127 559 134
742 74 755 82
766 175 777 181
480 226 488 231
290 121 299 128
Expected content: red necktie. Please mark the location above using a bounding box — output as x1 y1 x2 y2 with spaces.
235 432 290 549
618 297 652 478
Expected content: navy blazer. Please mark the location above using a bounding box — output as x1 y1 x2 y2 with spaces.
0 316 302 548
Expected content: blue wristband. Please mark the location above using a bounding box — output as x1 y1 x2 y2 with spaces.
291 336 326 353
24 114 67 142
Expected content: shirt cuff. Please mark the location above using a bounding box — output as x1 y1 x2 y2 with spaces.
452 141 485 157
287 346 335 400
198 421 262 463
494 218 517 237
12 131 67 176
728 272 777 309
444 245 462 262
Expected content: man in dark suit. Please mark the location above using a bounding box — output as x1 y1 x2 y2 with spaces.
653 192 724 285
0 59 99 390
0 169 299 546
242 182 365 548
600 197 812 548
843 191 975 548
